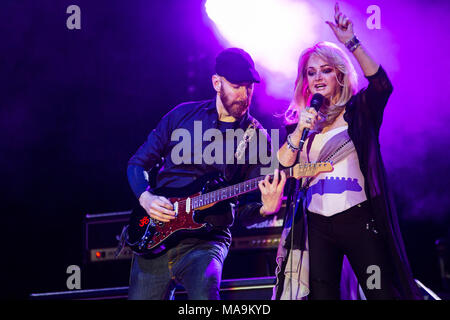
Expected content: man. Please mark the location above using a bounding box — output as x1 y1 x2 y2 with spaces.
126 48 286 300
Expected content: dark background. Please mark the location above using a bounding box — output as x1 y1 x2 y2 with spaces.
1 0 448 299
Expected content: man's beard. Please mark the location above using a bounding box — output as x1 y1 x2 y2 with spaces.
220 87 249 119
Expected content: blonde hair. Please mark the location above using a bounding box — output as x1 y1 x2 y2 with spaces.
285 41 358 127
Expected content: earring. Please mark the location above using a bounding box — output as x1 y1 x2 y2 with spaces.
335 74 345 87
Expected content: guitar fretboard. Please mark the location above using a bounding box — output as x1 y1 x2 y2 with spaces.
190 163 327 210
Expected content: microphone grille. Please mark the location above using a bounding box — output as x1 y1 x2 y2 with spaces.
310 93 324 111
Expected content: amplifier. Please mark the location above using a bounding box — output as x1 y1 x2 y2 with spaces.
229 198 286 251
83 199 287 262
82 200 286 288
89 247 133 262
82 210 133 289
231 234 281 250
83 210 132 263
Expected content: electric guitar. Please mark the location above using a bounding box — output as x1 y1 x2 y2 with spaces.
124 162 333 255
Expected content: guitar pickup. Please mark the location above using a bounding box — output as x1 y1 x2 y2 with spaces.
173 201 179 217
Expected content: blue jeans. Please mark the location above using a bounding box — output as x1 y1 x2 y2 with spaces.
128 237 230 300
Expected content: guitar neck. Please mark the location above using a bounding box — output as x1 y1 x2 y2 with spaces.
190 164 321 210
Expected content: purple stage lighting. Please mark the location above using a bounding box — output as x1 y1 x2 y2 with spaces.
205 0 321 100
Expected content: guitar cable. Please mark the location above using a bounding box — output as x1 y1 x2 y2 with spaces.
289 180 296 300
289 141 306 300
289 179 301 300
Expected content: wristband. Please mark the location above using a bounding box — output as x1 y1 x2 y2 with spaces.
345 35 361 52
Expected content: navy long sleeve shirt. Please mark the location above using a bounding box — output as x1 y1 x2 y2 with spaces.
127 98 274 232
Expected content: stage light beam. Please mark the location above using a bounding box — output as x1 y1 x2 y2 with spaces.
205 0 321 83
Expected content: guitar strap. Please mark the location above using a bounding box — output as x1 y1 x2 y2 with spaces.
234 119 258 162
302 129 354 190
220 118 258 183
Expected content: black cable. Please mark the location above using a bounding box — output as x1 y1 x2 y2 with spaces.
289 145 303 300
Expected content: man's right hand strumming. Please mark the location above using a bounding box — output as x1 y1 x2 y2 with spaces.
139 191 176 223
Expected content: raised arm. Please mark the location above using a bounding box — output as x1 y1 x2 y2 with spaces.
326 2 379 77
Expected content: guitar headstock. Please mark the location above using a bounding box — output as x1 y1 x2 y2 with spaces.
292 162 333 179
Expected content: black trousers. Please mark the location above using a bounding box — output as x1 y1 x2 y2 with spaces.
307 201 399 300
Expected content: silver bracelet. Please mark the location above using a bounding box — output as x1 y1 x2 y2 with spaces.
287 134 300 152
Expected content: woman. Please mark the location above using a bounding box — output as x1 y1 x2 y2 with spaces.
273 4 422 300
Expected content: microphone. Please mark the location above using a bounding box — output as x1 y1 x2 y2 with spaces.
298 93 324 151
